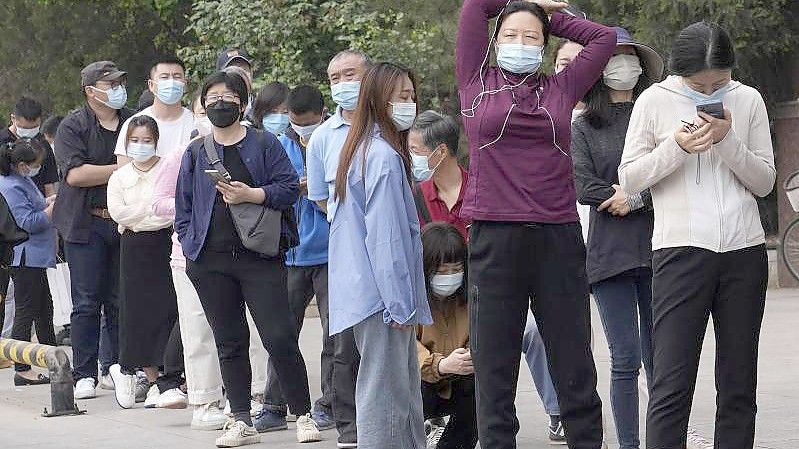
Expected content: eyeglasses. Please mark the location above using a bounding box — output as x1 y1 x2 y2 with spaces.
205 93 239 104
95 80 126 89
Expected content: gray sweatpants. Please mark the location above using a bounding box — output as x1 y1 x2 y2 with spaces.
353 312 425 449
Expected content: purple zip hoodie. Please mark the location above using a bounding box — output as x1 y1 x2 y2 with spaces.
457 0 616 223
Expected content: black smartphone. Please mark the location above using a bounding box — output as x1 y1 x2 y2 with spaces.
204 169 231 184
696 102 724 120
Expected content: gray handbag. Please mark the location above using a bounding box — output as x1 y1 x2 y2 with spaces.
203 134 282 257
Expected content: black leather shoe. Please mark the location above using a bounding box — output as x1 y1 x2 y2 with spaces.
14 373 50 386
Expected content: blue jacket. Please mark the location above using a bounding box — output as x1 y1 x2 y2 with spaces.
279 133 329 266
0 173 56 268
175 128 300 261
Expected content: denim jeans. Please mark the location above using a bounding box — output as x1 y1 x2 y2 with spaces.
592 268 653 449
522 310 561 416
65 217 120 382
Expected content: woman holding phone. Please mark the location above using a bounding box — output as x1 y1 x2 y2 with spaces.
618 22 775 449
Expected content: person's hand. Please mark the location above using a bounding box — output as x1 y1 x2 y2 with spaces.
299 176 308 197
674 121 713 154
44 203 55 218
388 321 412 330
598 184 630 217
216 181 264 205
438 348 474 376
45 195 56 205
526 0 570 14
697 109 732 144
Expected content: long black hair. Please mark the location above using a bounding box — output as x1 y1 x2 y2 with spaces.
421 222 468 300
0 139 43 176
670 21 735 76
494 1 551 46
583 49 653 129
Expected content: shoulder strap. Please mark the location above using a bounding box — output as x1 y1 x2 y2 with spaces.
203 134 230 179
413 183 432 225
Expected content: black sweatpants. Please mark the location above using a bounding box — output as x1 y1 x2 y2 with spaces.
187 249 311 417
646 245 767 449
468 221 602 449
332 327 359 445
422 377 478 449
156 321 184 393
10 266 56 371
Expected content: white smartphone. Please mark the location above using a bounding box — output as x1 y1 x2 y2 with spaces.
204 169 232 184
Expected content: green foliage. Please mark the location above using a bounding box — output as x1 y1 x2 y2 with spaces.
178 0 459 113
0 0 193 119
574 0 799 103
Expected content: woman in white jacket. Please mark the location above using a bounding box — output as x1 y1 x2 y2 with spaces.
618 22 774 449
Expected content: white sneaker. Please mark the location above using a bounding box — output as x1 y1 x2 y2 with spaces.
157 388 188 409
215 420 261 448
337 443 358 448
296 413 322 443
223 399 262 417
74 378 96 399
144 384 160 408
192 402 228 431
98 373 115 390
108 364 135 409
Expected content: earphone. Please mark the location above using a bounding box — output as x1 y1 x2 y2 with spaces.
461 1 582 155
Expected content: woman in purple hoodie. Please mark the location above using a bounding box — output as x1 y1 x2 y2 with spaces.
456 1 616 448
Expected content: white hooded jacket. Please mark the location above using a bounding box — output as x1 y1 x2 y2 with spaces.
618 75 775 253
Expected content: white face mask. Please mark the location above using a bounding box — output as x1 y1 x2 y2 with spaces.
194 116 213 136
431 272 464 298
15 126 39 139
390 102 417 132
603 54 643 91
127 142 156 162
410 147 444 182
291 120 323 140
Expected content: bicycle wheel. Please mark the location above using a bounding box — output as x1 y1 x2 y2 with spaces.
781 218 799 281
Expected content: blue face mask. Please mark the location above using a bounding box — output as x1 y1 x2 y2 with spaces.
23 164 41 178
91 85 128 109
155 79 185 105
496 43 543 74
262 113 290 135
681 80 732 106
331 81 361 111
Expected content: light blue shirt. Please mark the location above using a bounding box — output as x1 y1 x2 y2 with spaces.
327 129 433 335
306 107 350 223
0 173 56 268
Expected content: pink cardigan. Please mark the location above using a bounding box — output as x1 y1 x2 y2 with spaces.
152 148 186 271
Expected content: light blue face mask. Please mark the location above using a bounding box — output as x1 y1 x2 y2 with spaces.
331 81 361 111
410 147 444 182
23 164 41 178
91 85 128 110
262 113 290 135
155 79 185 105
496 43 543 74
681 80 732 105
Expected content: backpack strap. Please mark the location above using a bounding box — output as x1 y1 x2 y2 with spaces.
203 134 230 178
413 184 432 225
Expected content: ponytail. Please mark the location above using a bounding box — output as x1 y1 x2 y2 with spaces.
0 139 43 176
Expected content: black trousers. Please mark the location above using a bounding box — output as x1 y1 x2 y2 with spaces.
422 377 478 449
332 327 359 444
10 266 56 371
646 245 767 449
156 321 184 393
263 264 332 415
187 249 311 416
468 221 602 449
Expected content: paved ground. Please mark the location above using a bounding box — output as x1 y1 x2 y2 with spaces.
1 289 798 448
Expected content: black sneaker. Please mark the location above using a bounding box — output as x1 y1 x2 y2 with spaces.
548 415 567 445
55 327 71 346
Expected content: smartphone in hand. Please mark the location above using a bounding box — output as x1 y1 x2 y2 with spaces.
696 102 724 120
204 169 232 184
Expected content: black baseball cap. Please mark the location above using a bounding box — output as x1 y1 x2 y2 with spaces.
81 61 127 87
216 48 253 71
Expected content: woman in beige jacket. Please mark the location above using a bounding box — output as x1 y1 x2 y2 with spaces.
618 22 775 449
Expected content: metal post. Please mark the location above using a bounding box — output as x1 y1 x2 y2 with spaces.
0 338 85 417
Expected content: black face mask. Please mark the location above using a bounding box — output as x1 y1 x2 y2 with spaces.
206 101 241 128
